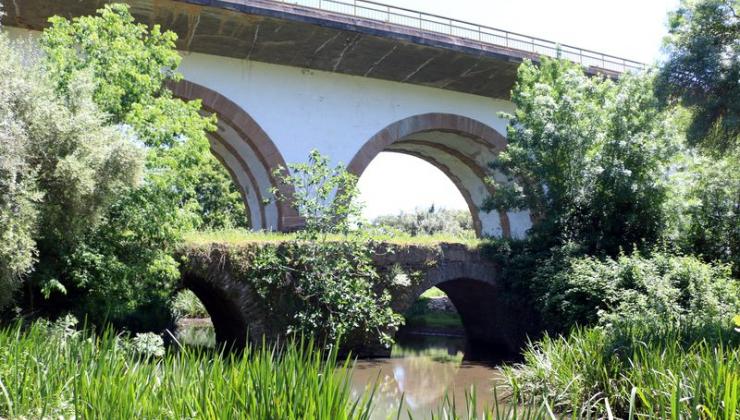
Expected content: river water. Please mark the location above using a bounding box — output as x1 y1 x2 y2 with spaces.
349 333 505 419
176 320 506 418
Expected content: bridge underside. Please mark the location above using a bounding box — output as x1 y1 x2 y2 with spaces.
6 0 557 99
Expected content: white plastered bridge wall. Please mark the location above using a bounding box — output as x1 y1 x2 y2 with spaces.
178 52 532 238
6 26 532 238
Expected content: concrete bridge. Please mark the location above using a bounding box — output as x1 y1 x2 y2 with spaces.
180 241 538 356
5 0 640 239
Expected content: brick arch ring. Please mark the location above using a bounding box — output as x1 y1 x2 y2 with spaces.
169 79 300 231
347 113 511 238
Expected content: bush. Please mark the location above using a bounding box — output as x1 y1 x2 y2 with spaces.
533 251 739 332
229 240 403 349
170 289 209 319
0 35 41 312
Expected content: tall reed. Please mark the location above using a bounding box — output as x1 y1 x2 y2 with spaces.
0 320 373 419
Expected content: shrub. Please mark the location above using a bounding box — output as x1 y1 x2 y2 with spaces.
170 289 209 319
533 251 739 332
0 34 41 312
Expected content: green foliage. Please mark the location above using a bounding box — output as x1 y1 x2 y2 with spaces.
532 251 739 332
249 150 402 348
3 3 244 327
674 153 740 276
371 206 475 239
503 323 739 418
273 149 362 238
0 320 373 419
0 29 148 317
170 289 209 319
487 58 680 256
229 241 403 349
0 35 42 311
40 3 245 231
656 0 739 153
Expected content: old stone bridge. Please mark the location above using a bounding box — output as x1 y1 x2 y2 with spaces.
179 241 537 356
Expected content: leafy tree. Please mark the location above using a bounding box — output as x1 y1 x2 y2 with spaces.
0 35 42 312
677 154 740 276
272 149 362 239
656 0 739 153
486 58 680 256
267 150 403 348
40 3 245 230
0 30 145 315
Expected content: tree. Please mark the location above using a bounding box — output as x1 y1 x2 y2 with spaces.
266 150 403 348
272 149 363 239
371 206 474 238
486 58 680 256
0 34 41 312
40 3 245 230
656 0 739 153
0 30 145 314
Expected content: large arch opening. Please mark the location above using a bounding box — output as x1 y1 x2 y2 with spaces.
169 80 301 232
349 113 532 238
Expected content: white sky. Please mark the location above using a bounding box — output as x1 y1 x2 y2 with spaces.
356 0 680 220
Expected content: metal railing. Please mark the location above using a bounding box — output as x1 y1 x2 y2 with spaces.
270 0 645 73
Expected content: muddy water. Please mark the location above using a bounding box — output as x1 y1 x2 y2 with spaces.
349 333 506 419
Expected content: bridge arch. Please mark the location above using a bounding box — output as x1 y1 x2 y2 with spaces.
348 113 527 238
170 80 301 231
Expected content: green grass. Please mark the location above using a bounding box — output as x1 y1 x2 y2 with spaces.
0 320 374 419
501 324 740 418
183 229 482 247
420 287 447 299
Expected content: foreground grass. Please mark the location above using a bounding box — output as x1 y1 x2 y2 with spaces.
184 228 482 247
0 320 372 419
502 324 740 418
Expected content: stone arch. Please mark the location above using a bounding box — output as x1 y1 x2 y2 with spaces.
348 113 530 238
169 80 301 231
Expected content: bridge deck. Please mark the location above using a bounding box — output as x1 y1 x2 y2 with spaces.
4 0 642 99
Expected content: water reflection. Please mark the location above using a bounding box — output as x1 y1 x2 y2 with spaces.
350 333 504 419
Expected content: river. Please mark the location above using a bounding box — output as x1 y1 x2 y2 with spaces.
349 332 506 419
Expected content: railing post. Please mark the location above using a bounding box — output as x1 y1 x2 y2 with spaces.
504 32 508 48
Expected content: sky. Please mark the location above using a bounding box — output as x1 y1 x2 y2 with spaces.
356 0 681 220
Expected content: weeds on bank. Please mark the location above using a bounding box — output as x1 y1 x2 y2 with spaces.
0 319 372 419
